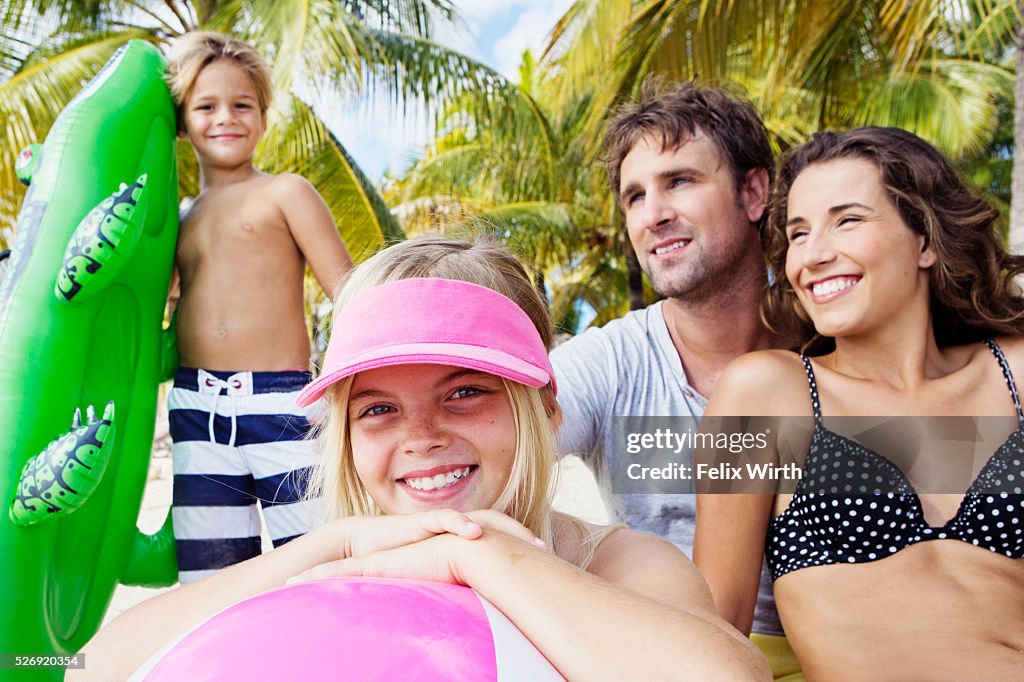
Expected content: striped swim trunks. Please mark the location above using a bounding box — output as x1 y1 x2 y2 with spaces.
169 367 323 584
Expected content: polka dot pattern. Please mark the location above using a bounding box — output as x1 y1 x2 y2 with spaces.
766 341 1024 581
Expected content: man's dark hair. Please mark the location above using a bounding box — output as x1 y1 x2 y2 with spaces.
603 76 773 215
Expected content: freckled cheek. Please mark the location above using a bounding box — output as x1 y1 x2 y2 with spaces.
495 431 519 479
349 433 389 485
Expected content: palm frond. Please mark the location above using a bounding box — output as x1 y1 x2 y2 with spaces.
877 0 1017 73
256 93 403 260
963 0 1020 53
851 57 1012 156
361 30 524 130
397 142 494 199
207 0 372 97
346 0 457 37
470 201 579 267
539 0 631 102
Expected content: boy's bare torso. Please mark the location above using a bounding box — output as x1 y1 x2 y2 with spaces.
175 173 312 371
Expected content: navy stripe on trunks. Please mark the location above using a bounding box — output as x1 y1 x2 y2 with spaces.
173 468 314 507
176 537 262 571
255 468 313 507
169 410 311 444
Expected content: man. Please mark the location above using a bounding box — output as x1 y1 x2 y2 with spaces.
552 78 799 678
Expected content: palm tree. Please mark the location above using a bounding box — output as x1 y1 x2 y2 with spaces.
543 0 1016 159
532 0 1018 316
0 0 529 258
1011 1 1024 252
392 1 1020 326
387 50 654 332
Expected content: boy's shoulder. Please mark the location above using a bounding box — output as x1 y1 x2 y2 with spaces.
258 172 323 208
221 171 312 192
264 171 314 191
182 171 334 253
190 172 317 208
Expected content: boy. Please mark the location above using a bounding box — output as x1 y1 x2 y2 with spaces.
165 32 353 583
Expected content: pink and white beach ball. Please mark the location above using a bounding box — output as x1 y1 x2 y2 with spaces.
132 577 564 681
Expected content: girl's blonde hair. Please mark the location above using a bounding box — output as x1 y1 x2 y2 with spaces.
307 236 559 545
165 31 273 132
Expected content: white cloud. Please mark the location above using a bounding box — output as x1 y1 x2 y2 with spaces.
488 1 575 79
428 6 479 55
453 0 545 23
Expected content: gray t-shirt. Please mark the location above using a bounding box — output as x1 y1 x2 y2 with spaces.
551 301 783 636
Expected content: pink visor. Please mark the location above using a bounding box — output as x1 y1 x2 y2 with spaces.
296 278 555 407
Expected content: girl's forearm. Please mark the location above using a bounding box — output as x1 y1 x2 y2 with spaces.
455 533 769 682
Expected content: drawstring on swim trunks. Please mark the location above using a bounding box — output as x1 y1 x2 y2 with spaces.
197 369 253 447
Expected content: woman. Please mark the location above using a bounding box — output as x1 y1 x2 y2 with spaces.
79 237 767 681
694 127 1024 680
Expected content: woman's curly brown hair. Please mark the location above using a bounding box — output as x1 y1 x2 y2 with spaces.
762 127 1024 355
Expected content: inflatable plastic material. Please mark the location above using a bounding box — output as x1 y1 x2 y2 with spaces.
56 175 149 303
132 577 565 681
10 402 116 526
0 40 180 679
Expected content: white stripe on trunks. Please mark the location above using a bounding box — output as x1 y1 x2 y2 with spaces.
172 506 261 540
262 498 323 540
173 440 316 477
168 386 314 418
176 568 221 585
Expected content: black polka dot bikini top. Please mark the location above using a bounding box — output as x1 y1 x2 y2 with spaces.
766 339 1024 581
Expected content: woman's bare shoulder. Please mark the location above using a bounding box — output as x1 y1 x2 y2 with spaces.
724 349 807 378
709 349 813 417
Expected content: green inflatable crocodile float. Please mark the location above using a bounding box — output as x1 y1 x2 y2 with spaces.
0 40 179 680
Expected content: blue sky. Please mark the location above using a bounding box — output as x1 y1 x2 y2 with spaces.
315 0 575 183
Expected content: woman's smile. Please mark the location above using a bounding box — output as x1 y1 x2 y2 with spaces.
805 274 862 304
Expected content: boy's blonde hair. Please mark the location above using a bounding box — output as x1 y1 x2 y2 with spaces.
165 31 273 131
307 236 559 545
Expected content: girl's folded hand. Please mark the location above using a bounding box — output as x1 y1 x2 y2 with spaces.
334 508 544 563
290 527 540 586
